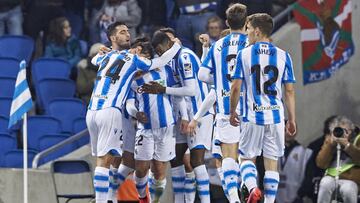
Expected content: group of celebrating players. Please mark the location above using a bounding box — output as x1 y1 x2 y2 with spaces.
86 3 296 203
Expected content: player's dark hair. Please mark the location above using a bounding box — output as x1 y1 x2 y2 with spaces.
48 16 69 45
226 3 247 30
151 30 171 48
106 21 127 41
159 27 176 36
247 13 274 37
131 36 154 59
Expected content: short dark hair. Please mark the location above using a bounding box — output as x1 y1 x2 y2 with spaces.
159 27 176 36
106 21 127 41
248 13 274 37
131 36 154 58
151 30 171 48
226 3 247 30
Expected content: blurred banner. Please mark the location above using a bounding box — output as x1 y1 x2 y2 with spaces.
293 0 354 85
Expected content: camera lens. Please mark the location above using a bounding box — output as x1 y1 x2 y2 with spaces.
333 127 344 138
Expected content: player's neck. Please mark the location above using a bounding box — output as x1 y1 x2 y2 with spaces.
111 44 126 51
230 28 246 35
255 37 271 44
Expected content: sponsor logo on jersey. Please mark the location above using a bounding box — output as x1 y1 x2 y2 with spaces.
252 103 280 112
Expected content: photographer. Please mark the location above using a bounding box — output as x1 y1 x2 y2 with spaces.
316 116 360 203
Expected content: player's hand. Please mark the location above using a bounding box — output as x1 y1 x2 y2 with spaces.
136 112 148 124
142 81 166 94
199 34 210 48
99 46 111 55
187 119 198 136
180 119 189 134
134 70 144 79
230 112 240 126
285 120 296 136
172 37 182 46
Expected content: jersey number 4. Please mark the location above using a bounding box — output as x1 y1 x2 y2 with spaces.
251 65 279 96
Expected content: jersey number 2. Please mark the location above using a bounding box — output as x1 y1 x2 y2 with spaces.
251 65 279 96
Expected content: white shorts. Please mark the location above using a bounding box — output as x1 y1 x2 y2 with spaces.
134 125 176 161
121 115 136 153
86 108 123 157
211 126 222 159
215 117 241 144
187 114 214 150
175 119 187 144
238 121 285 160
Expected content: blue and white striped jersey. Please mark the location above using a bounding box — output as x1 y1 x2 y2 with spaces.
88 50 154 111
131 67 175 129
201 33 248 117
233 42 296 125
172 47 211 118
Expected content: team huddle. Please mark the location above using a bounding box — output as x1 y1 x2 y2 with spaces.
86 3 296 203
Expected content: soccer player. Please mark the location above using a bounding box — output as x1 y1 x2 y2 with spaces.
229 13 296 203
86 21 181 203
126 63 179 203
143 30 213 203
198 4 248 203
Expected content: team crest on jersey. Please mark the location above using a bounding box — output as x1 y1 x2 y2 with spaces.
137 86 144 94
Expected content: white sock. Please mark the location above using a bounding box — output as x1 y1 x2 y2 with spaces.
117 164 134 186
194 165 210 203
149 177 167 203
239 160 258 191
263 171 279 203
217 167 230 200
135 174 148 198
184 171 196 203
222 158 240 202
171 165 186 203
107 167 119 202
94 167 109 203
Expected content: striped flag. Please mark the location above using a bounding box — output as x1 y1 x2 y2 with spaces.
8 60 33 128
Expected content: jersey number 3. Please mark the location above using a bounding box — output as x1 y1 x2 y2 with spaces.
251 65 279 96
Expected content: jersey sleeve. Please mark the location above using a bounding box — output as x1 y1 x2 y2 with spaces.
232 50 245 80
135 55 152 71
201 45 214 73
178 52 196 80
282 52 296 83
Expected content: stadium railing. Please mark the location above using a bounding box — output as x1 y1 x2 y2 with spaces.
273 4 295 32
32 129 89 168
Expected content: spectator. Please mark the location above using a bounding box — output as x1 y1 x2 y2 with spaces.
138 0 167 38
175 0 217 51
276 120 313 203
0 0 23 35
296 115 338 202
92 0 142 43
76 43 103 105
44 17 82 79
316 116 360 203
88 0 106 44
206 15 223 44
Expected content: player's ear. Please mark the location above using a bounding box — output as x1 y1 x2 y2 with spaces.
110 35 116 43
225 20 229 28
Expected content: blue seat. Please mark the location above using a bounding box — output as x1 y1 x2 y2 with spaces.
0 133 17 166
0 57 20 78
0 97 12 117
0 77 16 97
32 58 71 82
0 35 34 63
38 134 78 165
3 149 38 168
37 78 75 112
48 98 86 133
51 160 94 202
73 117 89 146
28 116 62 151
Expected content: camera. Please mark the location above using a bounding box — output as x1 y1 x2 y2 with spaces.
333 127 344 138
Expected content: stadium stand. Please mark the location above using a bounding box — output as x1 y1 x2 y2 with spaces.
3 149 38 168
0 57 20 78
0 35 34 63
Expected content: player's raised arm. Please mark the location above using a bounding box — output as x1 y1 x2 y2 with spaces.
198 46 214 84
